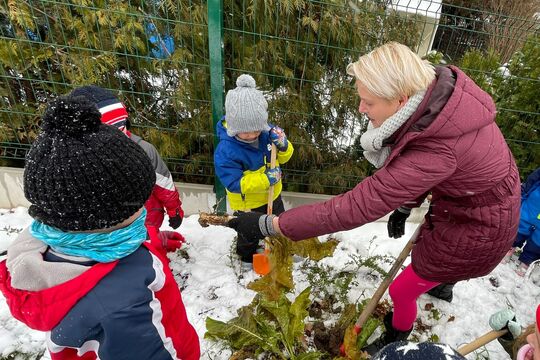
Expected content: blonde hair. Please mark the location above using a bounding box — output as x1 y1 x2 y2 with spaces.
346 42 436 100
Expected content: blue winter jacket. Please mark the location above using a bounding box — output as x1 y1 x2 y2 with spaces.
214 119 294 210
519 167 540 246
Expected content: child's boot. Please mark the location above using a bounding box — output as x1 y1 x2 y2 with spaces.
363 312 412 355
427 283 455 303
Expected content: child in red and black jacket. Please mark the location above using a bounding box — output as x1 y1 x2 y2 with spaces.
0 95 200 360
71 85 185 253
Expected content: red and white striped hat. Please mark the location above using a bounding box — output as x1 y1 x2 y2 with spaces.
70 85 129 130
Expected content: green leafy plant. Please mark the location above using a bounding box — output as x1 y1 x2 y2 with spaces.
339 299 391 359
248 235 338 300
206 287 325 359
301 261 358 306
348 253 395 278
423 50 445 64
208 231 410 358
428 334 440 343
206 234 338 358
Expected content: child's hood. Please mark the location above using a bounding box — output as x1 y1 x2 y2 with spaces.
216 118 230 141
0 228 117 331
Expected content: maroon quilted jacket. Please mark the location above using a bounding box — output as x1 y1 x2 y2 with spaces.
279 66 520 283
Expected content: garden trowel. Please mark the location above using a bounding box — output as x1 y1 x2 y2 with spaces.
253 143 277 276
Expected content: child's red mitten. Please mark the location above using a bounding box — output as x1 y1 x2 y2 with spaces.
158 230 186 252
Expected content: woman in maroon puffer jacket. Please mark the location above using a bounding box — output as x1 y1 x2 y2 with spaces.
229 42 520 350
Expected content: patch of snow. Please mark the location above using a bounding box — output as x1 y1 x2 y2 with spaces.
0 207 538 359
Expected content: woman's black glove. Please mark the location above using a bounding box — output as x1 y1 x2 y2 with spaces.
227 212 276 239
387 207 411 239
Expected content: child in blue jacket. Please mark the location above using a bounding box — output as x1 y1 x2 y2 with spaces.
214 74 294 267
504 167 540 276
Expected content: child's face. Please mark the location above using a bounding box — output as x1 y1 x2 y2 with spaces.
236 131 261 142
527 325 539 360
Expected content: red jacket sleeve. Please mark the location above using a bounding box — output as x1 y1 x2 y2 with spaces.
134 137 184 218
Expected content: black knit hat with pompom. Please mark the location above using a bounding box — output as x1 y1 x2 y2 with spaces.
24 94 155 231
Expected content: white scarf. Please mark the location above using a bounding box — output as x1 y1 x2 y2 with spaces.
360 90 426 168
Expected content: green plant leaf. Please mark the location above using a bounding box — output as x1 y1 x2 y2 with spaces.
291 237 338 261
356 317 380 349
205 306 263 349
287 287 312 344
259 292 293 338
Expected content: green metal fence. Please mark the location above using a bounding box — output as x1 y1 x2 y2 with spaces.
1 0 539 207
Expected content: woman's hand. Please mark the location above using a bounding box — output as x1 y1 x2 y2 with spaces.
387 207 411 238
227 212 280 239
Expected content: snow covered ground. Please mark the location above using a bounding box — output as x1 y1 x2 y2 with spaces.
0 206 538 359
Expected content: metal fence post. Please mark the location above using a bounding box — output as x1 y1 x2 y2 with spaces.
208 0 227 214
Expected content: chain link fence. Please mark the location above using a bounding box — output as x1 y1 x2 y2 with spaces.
1 0 539 205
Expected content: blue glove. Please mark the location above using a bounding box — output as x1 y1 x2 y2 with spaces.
489 309 522 340
269 126 288 151
265 166 282 186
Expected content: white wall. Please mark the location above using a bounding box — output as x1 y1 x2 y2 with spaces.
0 166 427 222
0 167 30 209
390 0 442 57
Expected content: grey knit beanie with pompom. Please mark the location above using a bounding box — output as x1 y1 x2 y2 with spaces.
224 74 270 137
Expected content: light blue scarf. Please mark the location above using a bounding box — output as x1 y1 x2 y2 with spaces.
30 209 148 263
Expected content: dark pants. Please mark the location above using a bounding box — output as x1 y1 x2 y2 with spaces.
236 195 285 262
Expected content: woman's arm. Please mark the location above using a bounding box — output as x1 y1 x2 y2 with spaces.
278 141 456 240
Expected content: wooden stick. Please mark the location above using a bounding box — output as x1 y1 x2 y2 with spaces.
252 144 278 275
457 329 508 356
267 144 277 216
352 223 421 333
198 212 232 228
264 144 277 250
